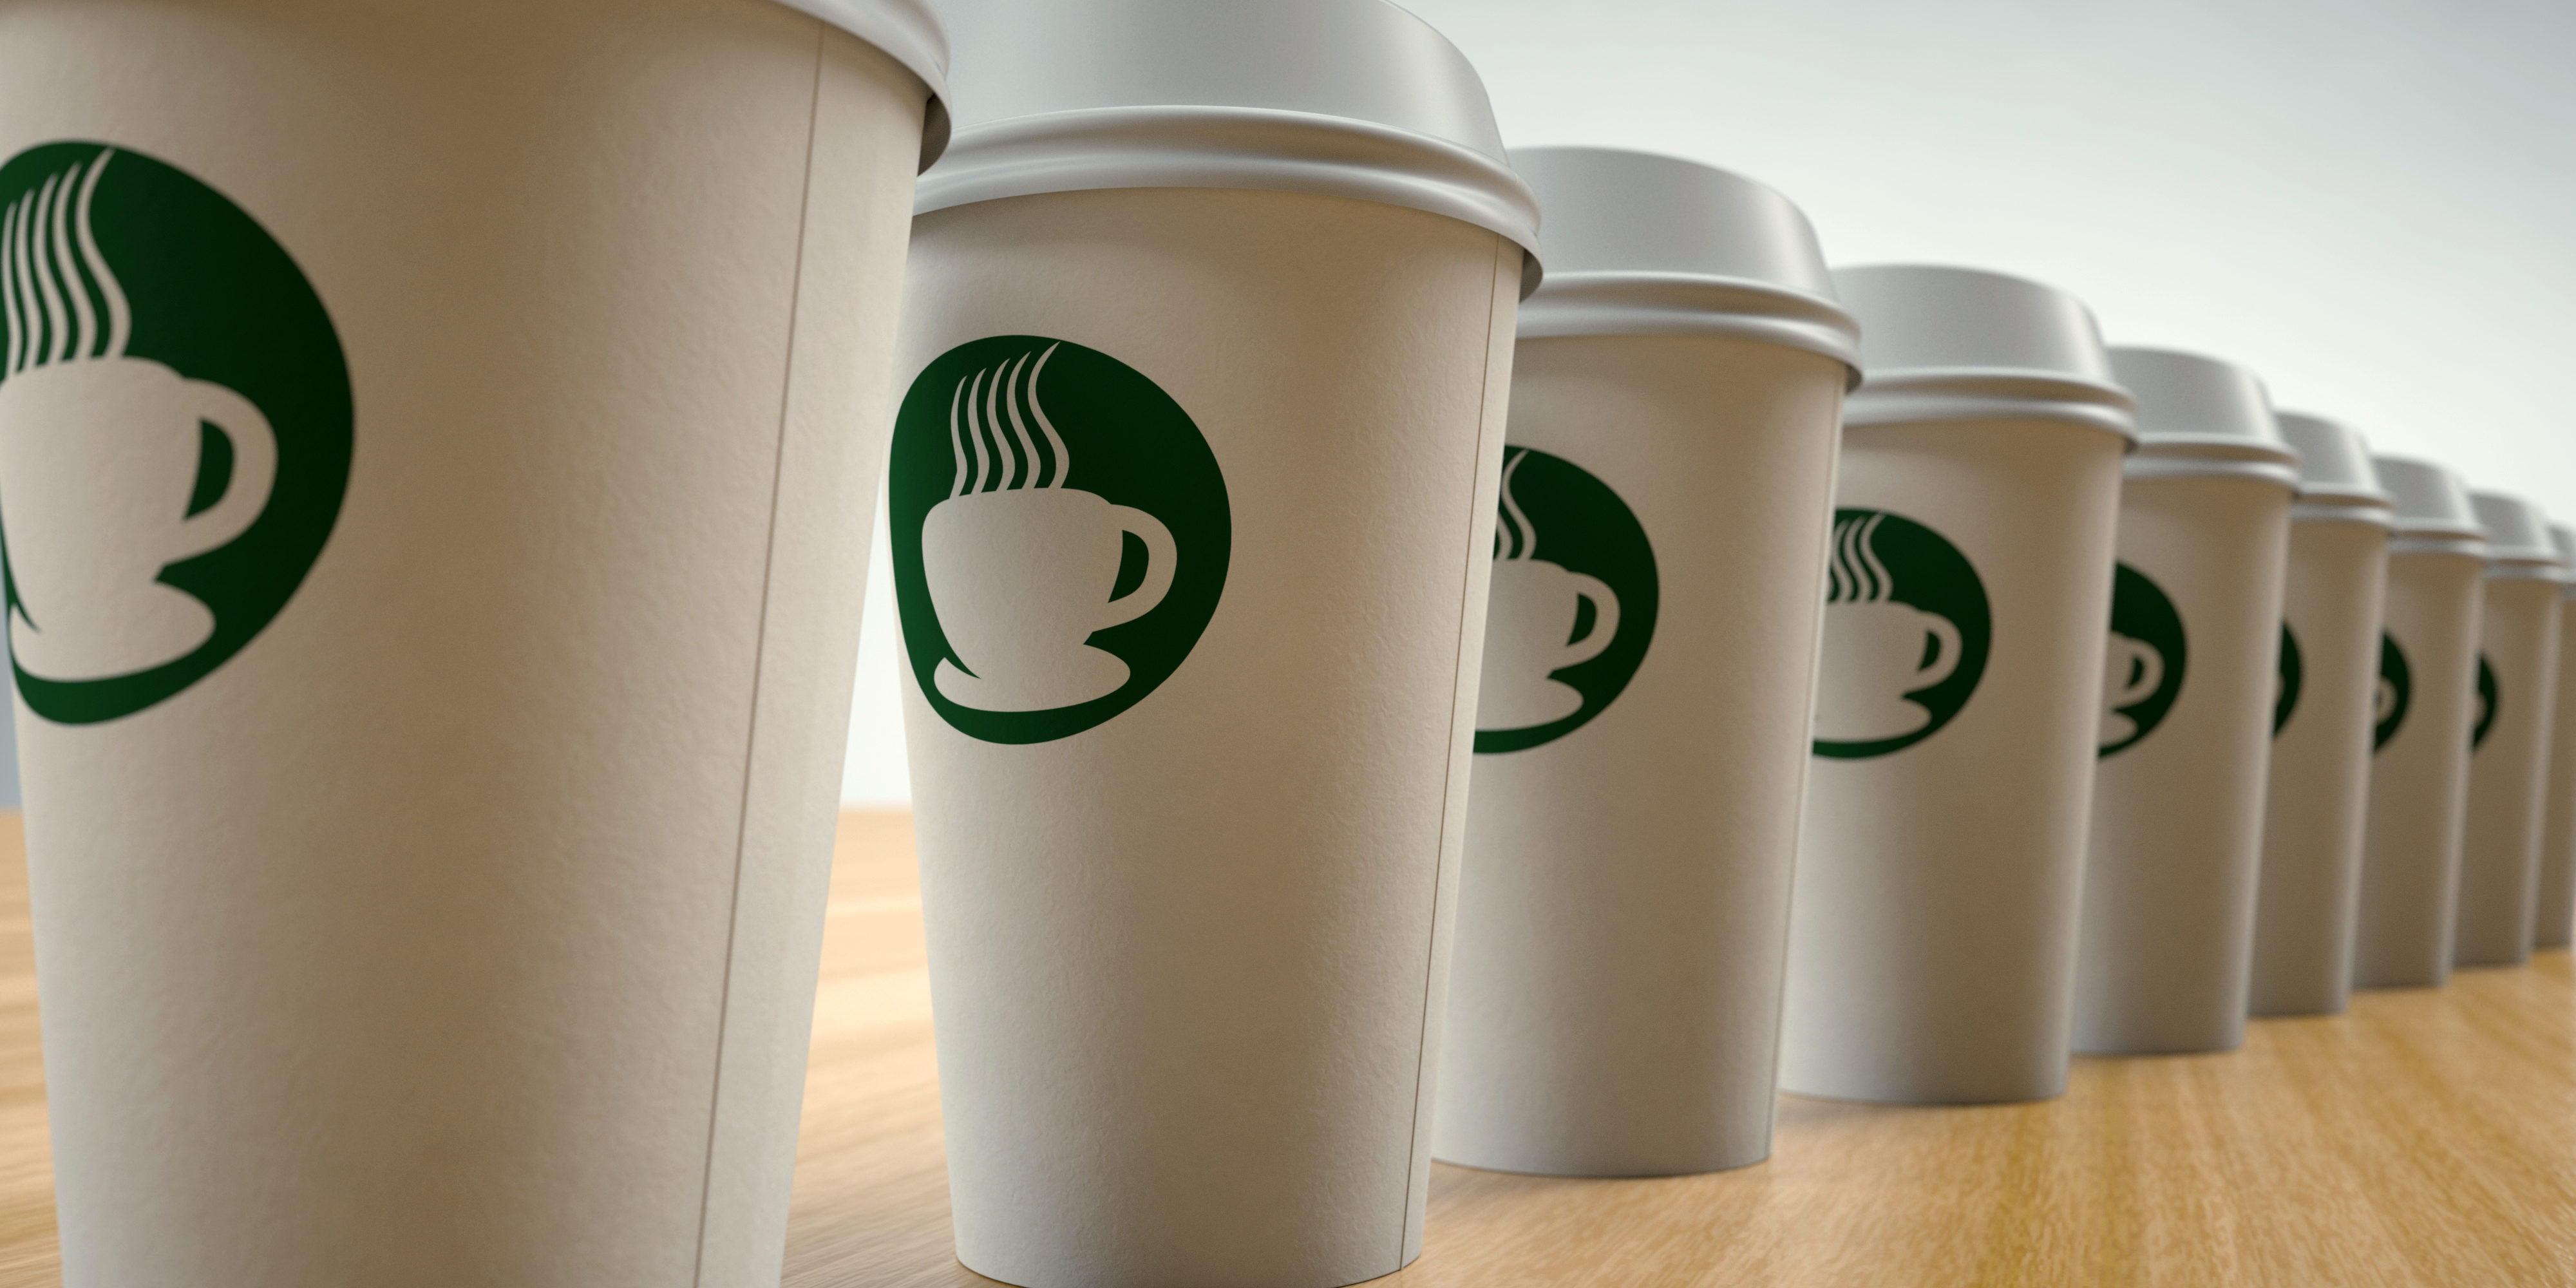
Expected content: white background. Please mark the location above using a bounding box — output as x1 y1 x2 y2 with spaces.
840 0 2576 805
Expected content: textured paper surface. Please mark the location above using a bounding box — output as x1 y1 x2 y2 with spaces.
2537 600 2576 949
1435 335 1844 1176
2452 578 2562 965
1783 420 2126 1104
2074 476 2291 1054
2353 553 2485 987
0 3 922 1284
2248 518 2390 1016
896 187 1520 1288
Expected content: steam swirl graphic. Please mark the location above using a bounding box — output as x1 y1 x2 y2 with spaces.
1 147 126 379
1826 512 1895 604
1493 448 1537 561
947 341 1072 498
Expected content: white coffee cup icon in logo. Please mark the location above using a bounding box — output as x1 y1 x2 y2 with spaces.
1478 450 1620 730
0 149 278 682
2099 634 2165 748
923 344 1176 712
1814 513 1963 743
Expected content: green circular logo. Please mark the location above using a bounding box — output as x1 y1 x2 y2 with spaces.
2274 621 2303 737
2099 563 2188 758
889 336 1229 745
0 142 350 724
2374 632 2412 752
1473 447 1657 754
1813 509 1990 759
2472 652 2498 751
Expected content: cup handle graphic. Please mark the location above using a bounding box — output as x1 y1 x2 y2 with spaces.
2112 638 2163 708
1911 613 1963 691
1557 573 1620 670
171 379 279 562
1095 506 1176 629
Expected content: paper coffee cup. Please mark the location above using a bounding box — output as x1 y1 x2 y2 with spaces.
1781 265 2137 1103
2535 522 2576 950
2247 413 2393 1016
2071 349 2297 1054
1432 148 1858 1177
893 4 1540 1284
2353 457 2490 987
0 2 944 1283
2452 490 2564 965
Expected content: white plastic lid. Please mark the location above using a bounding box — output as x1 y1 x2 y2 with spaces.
774 0 951 169
2551 524 2576 594
917 0 1542 296
1832 265 2136 440
1507 147 1857 381
2372 455 2489 557
2468 489 2562 576
2107 347 2298 489
2275 412 2394 523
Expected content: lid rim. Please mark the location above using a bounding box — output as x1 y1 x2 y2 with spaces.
2131 436 2302 466
917 105 1544 296
2291 501 2396 529
1516 271 1860 380
773 0 950 169
1845 369 2137 437
2122 457 2302 491
2297 486 2400 507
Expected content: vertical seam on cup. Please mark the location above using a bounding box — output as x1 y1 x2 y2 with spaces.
1397 233 1515 1266
691 24 828 1288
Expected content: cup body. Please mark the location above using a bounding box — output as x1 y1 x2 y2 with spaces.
2354 552 2487 986
895 186 1522 1288
2073 475 2291 1052
0 4 928 1283
2453 576 2562 965
2540 596 2576 949
1781 417 2126 1103
2248 516 2391 1014
1435 334 1844 1176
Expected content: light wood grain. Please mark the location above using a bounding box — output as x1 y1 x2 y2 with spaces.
0 811 2570 1285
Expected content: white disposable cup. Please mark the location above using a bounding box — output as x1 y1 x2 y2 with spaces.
1783 265 2137 1104
894 4 1541 1283
2539 522 2576 949
902 188 1522 1288
2072 348 2295 1054
2452 491 2564 965
2248 413 2392 1016
2354 457 2489 987
0 2 943 1284
1435 149 1857 1177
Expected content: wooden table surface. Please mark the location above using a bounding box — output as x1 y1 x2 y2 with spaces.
1 811 2572 1285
